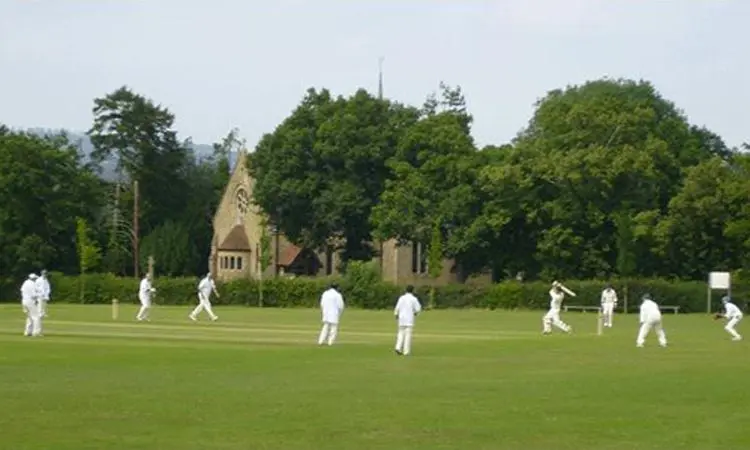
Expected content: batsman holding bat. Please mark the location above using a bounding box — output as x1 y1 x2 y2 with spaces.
542 281 573 335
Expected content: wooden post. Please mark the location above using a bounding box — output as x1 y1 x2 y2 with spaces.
133 180 140 278
112 298 119 320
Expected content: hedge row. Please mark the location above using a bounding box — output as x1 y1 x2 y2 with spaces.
2 271 747 313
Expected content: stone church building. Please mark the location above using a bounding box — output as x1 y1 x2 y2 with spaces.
210 151 478 285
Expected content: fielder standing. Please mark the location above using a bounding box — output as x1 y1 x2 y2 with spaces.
636 293 667 348
190 273 219 321
600 283 618 328
21 274 43 337
35 269 51 318
714 296 742 341
394 285 422 356
542 281 572 334
317 283 345 346
136 274 156 322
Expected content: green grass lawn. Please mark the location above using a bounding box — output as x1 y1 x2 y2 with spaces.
0 304 748 450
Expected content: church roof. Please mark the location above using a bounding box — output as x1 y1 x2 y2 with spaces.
218 225 251 251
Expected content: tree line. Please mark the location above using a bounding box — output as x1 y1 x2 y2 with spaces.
1 78 747 283
0 86 234 279
249 79 750 281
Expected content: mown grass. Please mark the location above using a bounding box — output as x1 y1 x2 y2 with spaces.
0 304 747 450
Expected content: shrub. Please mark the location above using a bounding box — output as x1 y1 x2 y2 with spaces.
416 284 488 309
1 272 746 313
342 261 400 308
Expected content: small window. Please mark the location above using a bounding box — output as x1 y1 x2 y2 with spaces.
219 257 223 269
230 256 236 270
237 257 243 270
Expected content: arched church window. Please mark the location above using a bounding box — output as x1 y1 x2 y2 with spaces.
235 187 250 215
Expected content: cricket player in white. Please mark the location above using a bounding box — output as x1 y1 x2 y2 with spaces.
636 294 667 347
717 296 742 341
600 283 618 328
21 274 43 337
35 269 51 317
394 285 422 356
317 283 345 346
190 274 219 321
136 274 156 321
542 282 572 334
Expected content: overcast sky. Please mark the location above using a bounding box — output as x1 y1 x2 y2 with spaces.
1 1 747 149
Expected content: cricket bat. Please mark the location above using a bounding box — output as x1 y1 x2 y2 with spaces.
553 280 577 297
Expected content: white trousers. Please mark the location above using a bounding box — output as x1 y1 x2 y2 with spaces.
637 320 667 347
395 325 414 355
23 302 42 336
136 296 151 321
725 317 742 339
601 303 615 327
39 298 49 317
542 309 570 333
318 322 338 345
190 293 217 320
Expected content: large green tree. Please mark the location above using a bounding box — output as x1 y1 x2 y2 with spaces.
371 83 488 279
474 145 548 279
87 86 191 234
0 129 104 276
653 155 750 277
250 88 419 262
139 220 197 276
476 78 730 279
371 112 483 278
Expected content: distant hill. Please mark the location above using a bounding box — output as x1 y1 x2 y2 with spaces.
23 128 236 181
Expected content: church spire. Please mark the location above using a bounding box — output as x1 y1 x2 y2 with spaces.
378 57 384 100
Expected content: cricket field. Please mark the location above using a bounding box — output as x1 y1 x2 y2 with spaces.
0 304 748 450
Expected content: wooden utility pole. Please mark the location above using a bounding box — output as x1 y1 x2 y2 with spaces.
133 180 140 278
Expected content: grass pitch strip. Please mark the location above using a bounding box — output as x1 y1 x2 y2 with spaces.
0 305 748 450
